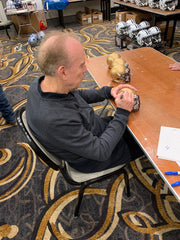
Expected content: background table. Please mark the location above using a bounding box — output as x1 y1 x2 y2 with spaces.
7 9 38 37
86 47 180 202
48 0 110 28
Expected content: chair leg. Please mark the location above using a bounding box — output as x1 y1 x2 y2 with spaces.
13 23 18 34
74 183 86 217
5 27 11 39
99 99 109 117
122 168 130 197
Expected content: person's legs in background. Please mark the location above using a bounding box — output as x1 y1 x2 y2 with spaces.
0 84 16 125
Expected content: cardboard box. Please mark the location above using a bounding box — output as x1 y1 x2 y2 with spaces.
136 11 153 23
157 22 173 42
115 10 127 23
76 11 92 25
126 11 152 24
84 7 103 24
125 12 137 22
92 11 103 24
85 6 93 14
36 10 47 26
11 11 41 34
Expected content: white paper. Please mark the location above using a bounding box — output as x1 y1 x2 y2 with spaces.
157 126 180 162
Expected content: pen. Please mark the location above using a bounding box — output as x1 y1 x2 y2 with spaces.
165 171 180 175
171 181 180 187
120 93 124 99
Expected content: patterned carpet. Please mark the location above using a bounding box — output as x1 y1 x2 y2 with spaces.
0 19 180 240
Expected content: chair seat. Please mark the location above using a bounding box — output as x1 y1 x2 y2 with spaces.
66 162 125 183
40 143 125 183
0 20 12 27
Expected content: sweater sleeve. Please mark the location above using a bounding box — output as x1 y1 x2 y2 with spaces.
77 86 112 104
48 107 130 162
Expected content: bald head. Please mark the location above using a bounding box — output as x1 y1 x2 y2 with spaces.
37 31 82 76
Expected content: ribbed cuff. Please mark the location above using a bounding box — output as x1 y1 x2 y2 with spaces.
116 108 130 117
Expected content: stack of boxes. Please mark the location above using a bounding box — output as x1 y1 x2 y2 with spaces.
76 7 103 25
115 10 153 24
115 10 126 22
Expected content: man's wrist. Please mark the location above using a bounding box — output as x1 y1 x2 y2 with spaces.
105 86 113 99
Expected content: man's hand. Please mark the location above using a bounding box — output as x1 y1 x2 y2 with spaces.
111 84 137 99
115 90 135 112
169 62 180 71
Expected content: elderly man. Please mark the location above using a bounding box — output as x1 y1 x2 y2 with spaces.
26 31 142 173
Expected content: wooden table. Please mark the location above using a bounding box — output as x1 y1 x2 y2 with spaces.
113 0 180 47
86 47 180 202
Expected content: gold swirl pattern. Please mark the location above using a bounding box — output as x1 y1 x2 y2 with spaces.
0 21 179 239
122 210 180 238
0 148 12 165
34 173 129 239
0 224 19 239
1 48 37 86
0 143 36 202
129 158 180 237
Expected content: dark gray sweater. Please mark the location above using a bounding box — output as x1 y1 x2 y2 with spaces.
26 76 132 172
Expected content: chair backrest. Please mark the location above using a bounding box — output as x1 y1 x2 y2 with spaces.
16 107 82 186
0 1 8 22
16 107 62 170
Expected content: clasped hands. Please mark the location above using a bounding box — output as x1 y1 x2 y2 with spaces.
111 84 137 112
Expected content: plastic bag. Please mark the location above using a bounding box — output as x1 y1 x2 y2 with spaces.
44 0 69 10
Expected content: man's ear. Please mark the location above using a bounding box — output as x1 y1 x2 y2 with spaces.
57 65 67 79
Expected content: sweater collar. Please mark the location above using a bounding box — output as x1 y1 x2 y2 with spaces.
37 76 75 99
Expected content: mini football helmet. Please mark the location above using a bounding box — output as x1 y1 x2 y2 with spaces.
128 23 141 39
28 34 38 47
148 26 161 43
126 19 136 27
139 21 151 30
159 0 178 10
136 30 153 46
37 31 45 41
135 0 148 6
148 0 160 8
116 21 128 36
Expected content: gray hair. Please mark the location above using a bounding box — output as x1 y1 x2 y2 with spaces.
36 31 80 76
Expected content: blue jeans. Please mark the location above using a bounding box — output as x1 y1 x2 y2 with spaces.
0 84 15 122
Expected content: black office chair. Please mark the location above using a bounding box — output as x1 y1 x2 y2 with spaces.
16 106 130 217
